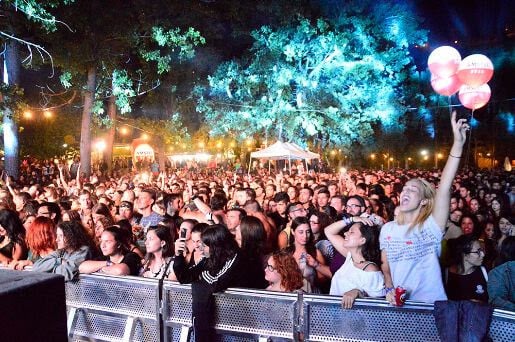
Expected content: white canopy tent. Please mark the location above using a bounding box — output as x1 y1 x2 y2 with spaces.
249 141 319 173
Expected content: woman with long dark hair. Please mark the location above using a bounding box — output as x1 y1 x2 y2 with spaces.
79 226 140 276
173 224 243 342
0 209 27 264
286 216 330 293
235 216 268 289
140 226 173 279
31 220 96 281
326 220 384 308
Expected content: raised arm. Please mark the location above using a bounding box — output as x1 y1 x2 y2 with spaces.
76 163 82 190
58 164 70 193
325 218 352 257
433 111 469 229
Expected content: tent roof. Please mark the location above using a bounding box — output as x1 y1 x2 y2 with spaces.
250 141 319 160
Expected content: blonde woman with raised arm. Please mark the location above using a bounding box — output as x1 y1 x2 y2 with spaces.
380 111 468 304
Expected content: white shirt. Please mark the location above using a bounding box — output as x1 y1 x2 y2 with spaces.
380 215 447 303
330 252 384 297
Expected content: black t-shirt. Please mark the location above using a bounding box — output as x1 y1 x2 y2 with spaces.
445 267 489 302
99 252 142 276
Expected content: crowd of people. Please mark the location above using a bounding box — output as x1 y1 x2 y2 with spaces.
0 113 514 340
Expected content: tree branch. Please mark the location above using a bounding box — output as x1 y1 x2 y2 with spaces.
0 30 55 77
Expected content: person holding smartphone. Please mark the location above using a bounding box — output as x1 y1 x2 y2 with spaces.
173 225 244 342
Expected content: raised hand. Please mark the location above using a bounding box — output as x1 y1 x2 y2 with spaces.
451 111 470 147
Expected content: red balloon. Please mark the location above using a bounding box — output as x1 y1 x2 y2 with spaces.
458 84 491 110
457 54 494 87
428 46 462 78
431 73 462 96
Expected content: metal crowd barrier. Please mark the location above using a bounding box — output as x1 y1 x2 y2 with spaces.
65 274 161 341
65 274 515 342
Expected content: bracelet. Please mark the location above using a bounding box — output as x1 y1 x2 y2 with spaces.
385 287 395 294
342 216 353 226
449 153 462 158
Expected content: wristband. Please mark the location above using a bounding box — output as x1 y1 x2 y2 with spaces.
385 287 395 295
341 216 353 226
449 153 462 158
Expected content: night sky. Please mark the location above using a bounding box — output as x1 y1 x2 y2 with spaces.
417 0 513 46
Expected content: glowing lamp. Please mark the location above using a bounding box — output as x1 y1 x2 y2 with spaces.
457 54 494 87
458 84 491 110
427 46 462 78
430 73 462 96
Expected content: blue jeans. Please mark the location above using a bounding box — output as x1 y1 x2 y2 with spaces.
434 300 493 342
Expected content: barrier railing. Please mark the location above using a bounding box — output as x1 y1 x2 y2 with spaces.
63 274 515 342
65 274 161 342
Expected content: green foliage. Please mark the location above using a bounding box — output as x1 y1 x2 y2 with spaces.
1 0 74 32
0 84 25 113
59 71 73 88
197 3 427 148
112 70 136 114
140 26 205 74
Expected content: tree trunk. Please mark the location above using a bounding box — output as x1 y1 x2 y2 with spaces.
104 94 116 174
2 41 21 179
80 66 96 178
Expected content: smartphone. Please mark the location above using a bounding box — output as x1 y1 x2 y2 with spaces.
456 111 472 122
180 227 187 240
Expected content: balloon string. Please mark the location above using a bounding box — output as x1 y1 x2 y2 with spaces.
464 109 474 168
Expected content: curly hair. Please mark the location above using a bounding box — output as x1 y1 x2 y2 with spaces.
58 220 96 253
26 217 56 255
272 250 304 292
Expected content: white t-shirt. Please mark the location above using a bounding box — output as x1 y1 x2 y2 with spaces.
380 215 447 303
330 252 385 297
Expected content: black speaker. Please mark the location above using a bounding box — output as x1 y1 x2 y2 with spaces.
0 270 67 342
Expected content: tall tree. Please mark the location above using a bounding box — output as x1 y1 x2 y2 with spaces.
196 1 427 151
41 0 204 176
1 0 73 177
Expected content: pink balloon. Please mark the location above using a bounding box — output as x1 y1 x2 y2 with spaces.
458 84 491 110
428 46 462 78
431 73 462 96
457 54 494 87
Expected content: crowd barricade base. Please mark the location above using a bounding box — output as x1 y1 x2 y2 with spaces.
65 274 515 342
65 274 161 341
